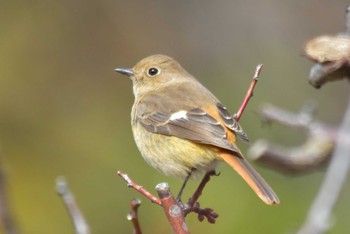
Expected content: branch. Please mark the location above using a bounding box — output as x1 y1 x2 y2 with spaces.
304 6 350 88
235 64 263 121
127 198 142 234
297 6 350 233
298 93 350 233
117 171 161 206
56 177 90 234
248 103 336 173
156 183 189 234
118 171 189 232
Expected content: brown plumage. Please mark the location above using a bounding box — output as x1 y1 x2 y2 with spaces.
116 54 279 205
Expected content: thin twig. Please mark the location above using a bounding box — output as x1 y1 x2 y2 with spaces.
235 64 263 121
117 171 161 206
127 198 142 234
56 177 90 234
156 183 189 234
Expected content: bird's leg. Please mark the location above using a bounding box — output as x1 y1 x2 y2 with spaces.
176 169 193 202
186 170 217 209
182 170 219 223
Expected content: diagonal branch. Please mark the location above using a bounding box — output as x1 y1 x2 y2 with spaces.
235 64 263 121
56 177 90 234
117 171 161 206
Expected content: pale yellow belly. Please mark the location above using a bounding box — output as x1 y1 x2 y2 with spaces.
132 123 220 179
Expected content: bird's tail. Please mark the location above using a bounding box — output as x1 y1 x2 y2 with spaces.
220 152 280 205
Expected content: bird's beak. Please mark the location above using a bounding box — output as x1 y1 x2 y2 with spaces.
114 68 135 76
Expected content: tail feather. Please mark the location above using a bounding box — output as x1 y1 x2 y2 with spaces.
220 152 280 205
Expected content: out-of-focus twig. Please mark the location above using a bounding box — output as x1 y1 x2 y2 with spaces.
248 103 335 173
117 171 161 206
304 6 350 88
0 146 18 234
56 177 90 234
297 6 350 233
127 198 142 234
156 183 189 234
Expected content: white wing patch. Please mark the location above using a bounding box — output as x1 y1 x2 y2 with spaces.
169 110 188 121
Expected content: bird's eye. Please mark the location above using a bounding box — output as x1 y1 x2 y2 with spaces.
147 67 160 77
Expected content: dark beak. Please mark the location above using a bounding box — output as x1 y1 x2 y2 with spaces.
114 68 134 76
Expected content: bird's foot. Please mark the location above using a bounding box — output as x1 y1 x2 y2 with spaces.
182 202 219 224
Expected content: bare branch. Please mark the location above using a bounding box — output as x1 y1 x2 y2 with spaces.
304 6 350 88
117 171 161 206
127 198 142 234
56 177 90 234
248 103 335 173
298 93 350 233
235 64 263 121
156 183 189 234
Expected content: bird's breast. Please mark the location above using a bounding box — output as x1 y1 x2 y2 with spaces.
131 123 220 179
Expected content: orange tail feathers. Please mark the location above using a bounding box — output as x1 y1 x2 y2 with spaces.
220 152 280 205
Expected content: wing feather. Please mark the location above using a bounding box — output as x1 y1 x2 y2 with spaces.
139 108 240 153
216 103 249 143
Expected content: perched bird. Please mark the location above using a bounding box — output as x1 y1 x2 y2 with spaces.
115 55 279 205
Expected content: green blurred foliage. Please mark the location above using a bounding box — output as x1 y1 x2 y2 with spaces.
0 1 349 233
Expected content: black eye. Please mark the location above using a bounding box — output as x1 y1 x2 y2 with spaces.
147 67 160 76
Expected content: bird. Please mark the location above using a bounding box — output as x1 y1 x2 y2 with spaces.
115 54 279 205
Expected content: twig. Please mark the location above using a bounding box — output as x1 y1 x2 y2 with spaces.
56 177 90 234
117 171 161 206
156 183 189 234
127 198 142 234
235 64 263 121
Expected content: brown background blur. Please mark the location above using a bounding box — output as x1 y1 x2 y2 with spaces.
1 1 350 233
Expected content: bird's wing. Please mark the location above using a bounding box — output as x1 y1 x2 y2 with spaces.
216 103 249 143
137 106 240 154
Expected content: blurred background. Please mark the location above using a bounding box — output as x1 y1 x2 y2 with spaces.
1 0 350 233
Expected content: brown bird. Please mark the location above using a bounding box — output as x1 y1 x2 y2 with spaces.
115 54 279 205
